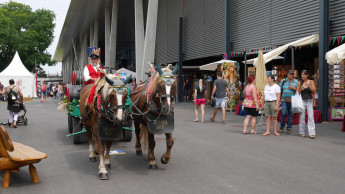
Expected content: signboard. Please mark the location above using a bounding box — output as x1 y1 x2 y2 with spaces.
119 73 126 81
97 117 123 141
146 112 174 134
330 107 345 120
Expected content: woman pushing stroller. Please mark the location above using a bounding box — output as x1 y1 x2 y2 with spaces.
4 79 23 128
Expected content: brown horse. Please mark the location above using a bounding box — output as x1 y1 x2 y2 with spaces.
79 74 131 179
131 65 178 169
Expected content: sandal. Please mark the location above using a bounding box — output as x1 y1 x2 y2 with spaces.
251 131 258 134
194 119 198 122
243 130 250 134
262 132 270 136
274 133 280 136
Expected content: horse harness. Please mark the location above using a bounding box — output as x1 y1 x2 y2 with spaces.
93 84 128 124
128 72 176 122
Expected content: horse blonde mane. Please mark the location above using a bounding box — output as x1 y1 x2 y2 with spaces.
149 67 172 96
101 74 120 101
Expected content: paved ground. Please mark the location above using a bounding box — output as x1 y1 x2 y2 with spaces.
0 98 345 194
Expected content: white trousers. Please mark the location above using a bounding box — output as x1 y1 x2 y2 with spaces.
9 111 18 123
299 99 316 136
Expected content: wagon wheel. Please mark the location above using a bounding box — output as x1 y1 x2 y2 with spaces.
72 117 86 144
68 114 73 133
122 123 133 142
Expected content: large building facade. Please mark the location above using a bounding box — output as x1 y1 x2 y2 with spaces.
55 0 344 120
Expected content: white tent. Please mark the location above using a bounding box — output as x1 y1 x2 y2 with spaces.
0 52 36 97
325 43 345 64
245 34 319 67
199 59 237 71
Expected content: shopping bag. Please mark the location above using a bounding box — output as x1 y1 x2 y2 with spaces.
291 93 304 113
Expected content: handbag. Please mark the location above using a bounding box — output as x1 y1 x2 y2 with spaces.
291 92 304 113
210 98 216 107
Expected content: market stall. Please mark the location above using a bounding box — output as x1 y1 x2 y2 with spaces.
245 34 319 82
199 60 241 110
325 43 345 124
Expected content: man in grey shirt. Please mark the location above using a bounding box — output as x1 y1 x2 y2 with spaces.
210 72 229 124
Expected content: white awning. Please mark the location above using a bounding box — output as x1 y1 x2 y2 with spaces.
244 34 319 67
243 55 284 65
199 59 237 71
325 43 345 64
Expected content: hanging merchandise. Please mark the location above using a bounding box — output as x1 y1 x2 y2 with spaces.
222 62 241 111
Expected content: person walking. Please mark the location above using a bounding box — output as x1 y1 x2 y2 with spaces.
194 79 207 123
297 70 317 139
243 76 260 134
0 82 4 101
279 70 298 134
183 79 190 102
41 81 47 102
210 72 229 124
4 79 23 128
262 76 281 136
53 84 58 99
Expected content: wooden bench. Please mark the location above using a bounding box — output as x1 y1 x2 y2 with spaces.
0 125 47 188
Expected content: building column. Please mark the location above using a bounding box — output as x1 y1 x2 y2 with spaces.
69 53 73 83
82 33 88 69
109 0 118 69
141 0 159 81
319 0 329 121
63 57 66 82
94 19 99 48
135 0 145 80
225 0 231 59
105 0 111 67
90 24 94 47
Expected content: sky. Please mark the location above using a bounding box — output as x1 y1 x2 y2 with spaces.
0 0 71 75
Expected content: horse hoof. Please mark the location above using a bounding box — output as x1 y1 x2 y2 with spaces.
149 164 158 170
161 156 169 164
105 164 111 169
98 173 109 180
136 151 142 156
89 157 97 162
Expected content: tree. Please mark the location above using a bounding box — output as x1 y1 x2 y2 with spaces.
37 68 47 78
0 1 56 73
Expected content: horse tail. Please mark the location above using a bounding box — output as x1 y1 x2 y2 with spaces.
139 123 148 151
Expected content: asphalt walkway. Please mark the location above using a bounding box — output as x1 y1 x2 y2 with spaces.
0 99 345 194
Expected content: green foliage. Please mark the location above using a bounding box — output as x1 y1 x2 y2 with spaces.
66 99 80 113
0 1 56 72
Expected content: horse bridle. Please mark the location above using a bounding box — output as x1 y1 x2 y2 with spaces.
157 75 176 105
96 85 127 123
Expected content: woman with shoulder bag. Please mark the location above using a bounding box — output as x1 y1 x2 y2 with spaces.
243 76 260 134
297 70 317 139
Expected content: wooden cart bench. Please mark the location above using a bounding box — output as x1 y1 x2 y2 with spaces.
0 125 47 188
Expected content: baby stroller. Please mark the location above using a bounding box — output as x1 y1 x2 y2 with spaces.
17 103 28 126
7 102 28 126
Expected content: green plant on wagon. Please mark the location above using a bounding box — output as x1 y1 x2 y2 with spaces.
66 99 80 113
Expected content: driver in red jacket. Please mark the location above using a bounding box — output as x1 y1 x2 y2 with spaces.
84 49 102 85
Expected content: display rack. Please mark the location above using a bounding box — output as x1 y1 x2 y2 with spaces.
330 60 345 107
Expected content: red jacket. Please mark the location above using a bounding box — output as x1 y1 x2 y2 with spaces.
84 64 102 85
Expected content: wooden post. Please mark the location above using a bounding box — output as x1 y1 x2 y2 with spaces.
29 164 39 183
2 170 11 188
